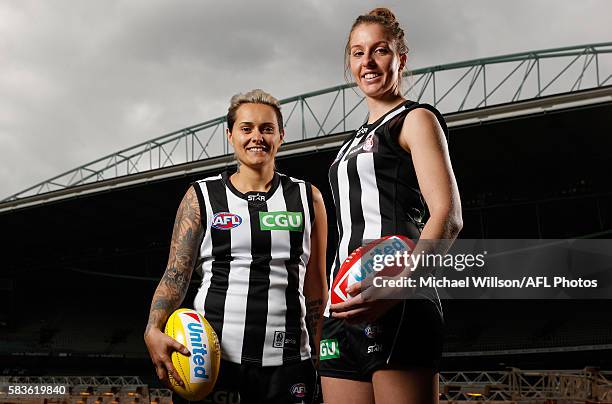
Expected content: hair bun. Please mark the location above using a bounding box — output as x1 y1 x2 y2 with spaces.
368 7 397 23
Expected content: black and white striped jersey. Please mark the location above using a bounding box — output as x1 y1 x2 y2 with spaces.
191 171 314 366
326 100 449 315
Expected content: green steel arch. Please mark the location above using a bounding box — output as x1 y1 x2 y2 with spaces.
4 41 612 202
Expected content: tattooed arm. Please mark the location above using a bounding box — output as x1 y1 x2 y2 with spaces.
303 185 328 366
144 186 204 387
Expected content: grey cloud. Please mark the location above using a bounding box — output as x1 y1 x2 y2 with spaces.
1 0 611 197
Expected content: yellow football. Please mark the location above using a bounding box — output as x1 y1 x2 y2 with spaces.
164 308 221 401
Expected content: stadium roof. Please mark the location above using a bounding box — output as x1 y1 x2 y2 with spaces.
2 41 612 208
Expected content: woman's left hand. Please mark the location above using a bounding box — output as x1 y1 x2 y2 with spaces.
329 281 400 324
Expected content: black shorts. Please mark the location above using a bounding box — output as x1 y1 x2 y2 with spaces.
318 299 444 381
172 358 317 404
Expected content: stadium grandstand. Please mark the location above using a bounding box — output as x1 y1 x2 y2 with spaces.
1 42 612 403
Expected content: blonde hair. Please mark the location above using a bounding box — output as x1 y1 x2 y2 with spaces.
226 89 283 131
344 8 409 90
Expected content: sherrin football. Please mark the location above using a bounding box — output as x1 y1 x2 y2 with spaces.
164 308 221 401
331 235 415 304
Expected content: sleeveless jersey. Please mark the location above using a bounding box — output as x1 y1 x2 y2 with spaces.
192 171 314 366
326 100 449 315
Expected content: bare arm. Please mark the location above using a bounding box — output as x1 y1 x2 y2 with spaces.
399 107 463 240
144 186 204 386
332 108 462 322
303 185 328 365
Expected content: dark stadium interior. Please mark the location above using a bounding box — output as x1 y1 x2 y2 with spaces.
1 100 611 383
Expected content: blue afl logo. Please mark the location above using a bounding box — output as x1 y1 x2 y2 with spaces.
212 212 242 230
364 324 379 339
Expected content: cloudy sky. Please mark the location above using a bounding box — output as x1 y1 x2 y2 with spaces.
1 0 611 199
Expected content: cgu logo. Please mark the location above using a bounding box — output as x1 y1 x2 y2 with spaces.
210 391 240 404
212 212 242 230
259 211 303 231
290 383 306 398
185 319 209 381
320 339 340 360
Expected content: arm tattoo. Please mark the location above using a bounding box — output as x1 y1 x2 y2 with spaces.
145 188 204 334
305 298 323 334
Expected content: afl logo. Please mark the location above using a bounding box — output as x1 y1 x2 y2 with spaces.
212 212 242 230
364 324 379 339
290 383 306 398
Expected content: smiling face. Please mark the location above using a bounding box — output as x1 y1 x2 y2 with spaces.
348 23 406 99
227 103 284 169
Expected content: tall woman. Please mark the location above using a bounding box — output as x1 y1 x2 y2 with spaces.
144 89 328 403
320 8 462 404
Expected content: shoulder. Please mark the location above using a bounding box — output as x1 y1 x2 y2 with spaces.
278 172 306 185
403 106 441 130
188 178 215 220
309 185 326 226
192 173 224 195
277 172 324 208
276 172 319 200
181 184 199 204
399 105 447 152
278 172 315 194
176 185 202 224
311 185 324 205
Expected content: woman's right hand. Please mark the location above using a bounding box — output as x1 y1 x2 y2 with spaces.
144 186 203 388
144 327 190 388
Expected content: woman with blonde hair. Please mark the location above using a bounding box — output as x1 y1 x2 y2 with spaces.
320 8 462 404
145 89 328 403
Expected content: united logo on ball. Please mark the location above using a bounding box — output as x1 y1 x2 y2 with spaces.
331 235 415 304
164 308 221 401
